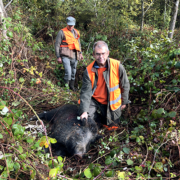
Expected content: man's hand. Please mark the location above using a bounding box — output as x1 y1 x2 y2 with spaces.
121 104 126 110
57 57 62 63
79 53 84 60
80 112 88 120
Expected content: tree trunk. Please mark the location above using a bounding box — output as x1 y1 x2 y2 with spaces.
0 0 8 39
140 0 144 31
164 0 167 27
168 0 179 39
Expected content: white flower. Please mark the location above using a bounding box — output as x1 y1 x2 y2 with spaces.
0 63 3 67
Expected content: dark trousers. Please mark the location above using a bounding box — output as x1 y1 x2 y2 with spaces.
88 98 120 126
88 98 107 125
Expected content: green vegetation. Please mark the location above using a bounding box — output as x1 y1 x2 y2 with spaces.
0 0 180 179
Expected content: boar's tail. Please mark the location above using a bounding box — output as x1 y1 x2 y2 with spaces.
29 111 47 121
29 107 61 122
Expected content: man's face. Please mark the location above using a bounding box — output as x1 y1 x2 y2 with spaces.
67 25 74 31
93 46 109 67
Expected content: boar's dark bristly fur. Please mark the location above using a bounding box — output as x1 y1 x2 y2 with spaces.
30 104 101 157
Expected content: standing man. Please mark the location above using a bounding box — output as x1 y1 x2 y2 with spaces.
55 16 83 91
79 41 130 126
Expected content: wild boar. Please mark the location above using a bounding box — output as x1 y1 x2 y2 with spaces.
30 104 101 157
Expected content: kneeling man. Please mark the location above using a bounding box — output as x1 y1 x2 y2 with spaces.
79 41 130 126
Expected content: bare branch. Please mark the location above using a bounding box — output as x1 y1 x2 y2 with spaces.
5 0 13 9
144 0 156 15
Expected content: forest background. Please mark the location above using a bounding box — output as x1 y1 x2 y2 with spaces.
0 0 180 179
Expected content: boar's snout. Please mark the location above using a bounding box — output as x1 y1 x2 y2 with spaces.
74 144 86 158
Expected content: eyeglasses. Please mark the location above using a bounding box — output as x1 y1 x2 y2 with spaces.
95 52 107 57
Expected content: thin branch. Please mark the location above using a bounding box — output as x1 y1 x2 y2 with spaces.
5 0 13 9
148 138 174 179
141 142 148 166
144 0 156 15
0 117 13 138
93 161 113 180
1 145 10 179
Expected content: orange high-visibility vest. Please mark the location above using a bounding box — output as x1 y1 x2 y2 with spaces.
86 58 122 111
60 27 80 51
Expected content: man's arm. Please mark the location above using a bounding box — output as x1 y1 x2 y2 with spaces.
79 69 93 118
78 36 83 60
119 64 130 109
55 30 64 63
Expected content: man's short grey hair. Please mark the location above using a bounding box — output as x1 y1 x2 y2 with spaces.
93 41 109 53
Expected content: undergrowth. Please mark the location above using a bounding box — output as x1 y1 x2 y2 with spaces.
0 9 180 180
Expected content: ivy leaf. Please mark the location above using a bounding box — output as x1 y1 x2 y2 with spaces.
14 110 23 119
175 61 180 69
19 77 25 83
57 156 63 163
27 138 34 143
84 168 92 178
30 169 36 179
0 134 3 139
123 147 130 154
19 154 26 160
48 160 59 168
14 162 20 172
105 156 113 165
152 108 165 118
89 163 94 170
39 136 50 148
7 31 13 38
49 168 58 178
57 156 64 169
12 101 21 107
0 170 8 178
105 170 115 177
0 165 4 170
135 166 142 173
12 124 25 136
3 117 12 126
126 159 134 165
156 108 165 115
39 72 42 77
136 137 141 143
50 138 57 144
154 162 163 173
93 166 101 176
17 146 23 153
7 159 14 171
168 111 176 118
117 171 125 179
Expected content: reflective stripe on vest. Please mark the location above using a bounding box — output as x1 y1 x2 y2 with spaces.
60 27 80 51
86 59 121 111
